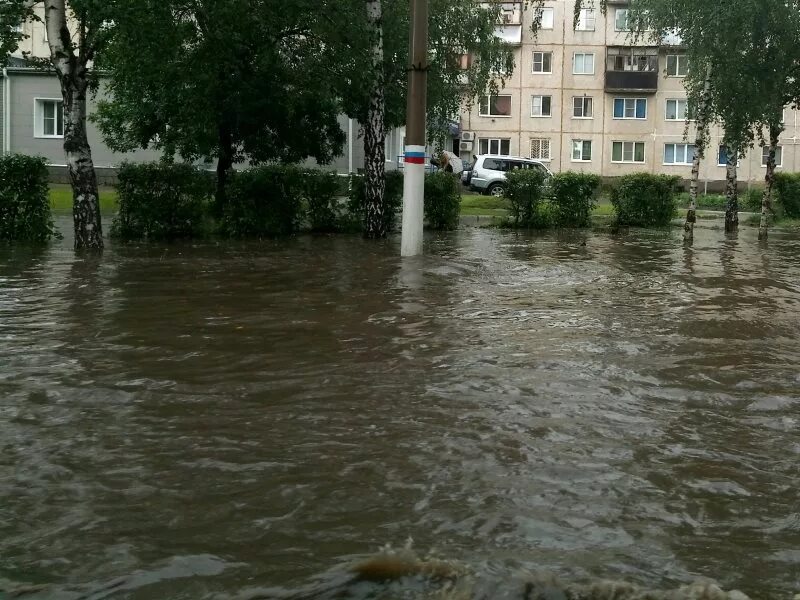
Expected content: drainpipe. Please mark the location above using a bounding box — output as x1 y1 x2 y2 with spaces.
2 68 9 155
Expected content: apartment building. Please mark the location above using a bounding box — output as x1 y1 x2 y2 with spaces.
459 0 800 186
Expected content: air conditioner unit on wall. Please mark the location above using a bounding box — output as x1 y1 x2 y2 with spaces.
460 141 474 152
461 131 475 142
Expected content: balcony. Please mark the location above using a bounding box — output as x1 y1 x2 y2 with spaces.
484 1 523 45
605 47 659 93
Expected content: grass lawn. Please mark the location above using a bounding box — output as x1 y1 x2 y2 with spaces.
461 193 616 219
50 184 119 213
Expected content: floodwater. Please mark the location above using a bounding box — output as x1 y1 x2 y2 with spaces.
1 217 799 599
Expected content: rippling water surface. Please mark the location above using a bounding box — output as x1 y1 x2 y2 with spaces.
1 220 799 599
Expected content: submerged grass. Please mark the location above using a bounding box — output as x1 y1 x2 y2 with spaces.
49 184 119 213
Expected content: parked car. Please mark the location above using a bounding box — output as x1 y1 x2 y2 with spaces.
461 160 474 186
469 155 552 197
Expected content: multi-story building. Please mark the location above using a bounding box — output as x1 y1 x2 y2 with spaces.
459 0 800 187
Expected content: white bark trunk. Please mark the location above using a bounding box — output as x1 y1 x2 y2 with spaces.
759 125 781 241
724 146 738 233
44 0 103 250
363 0 387 239
684 64 713 244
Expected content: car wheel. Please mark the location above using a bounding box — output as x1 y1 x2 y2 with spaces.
487 184 504 197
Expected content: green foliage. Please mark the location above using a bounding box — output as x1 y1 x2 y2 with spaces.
741 187 765 213
548 172 601 228
610 174 680 227
504 169 549 228
221 166 307 238
773 173 800 218
347 171 404 233
675 192 727 211
304 171 345 233
112 162 213 240
0 155 57 243
424 173 461 231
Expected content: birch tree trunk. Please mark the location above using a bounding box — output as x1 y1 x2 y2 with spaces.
759 124 781 241
45 0 103 250
684 65 713 244
724 146 739 233
363 0 387 239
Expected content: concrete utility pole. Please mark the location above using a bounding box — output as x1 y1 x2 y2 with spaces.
400 0 428 257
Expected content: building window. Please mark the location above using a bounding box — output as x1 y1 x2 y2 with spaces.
665 99 690 121
666 54 688 77
532 51 553 74
573 96 593 118
479 138 511 156
35 99 64 138
479 95 512 117
664 143 696 165
531 95 552 117
717 146 741 167
575 8 596 31
761 146 783 167
613 98 647 119
530 138 551 161
572 140 592 162
612 141 646 163
536 7 554 30
615 9 630 31
573 52 595 75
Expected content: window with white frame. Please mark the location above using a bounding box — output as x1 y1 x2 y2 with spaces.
385 136 393 162
666 54 688 77
34 99 64 138
536 7 554 29
479 95 512 117
575 8 596 31
761 146 783 167
531 95 552 117
530 138 551 161
573 52 595 75
613 98 647 119
612 141 646 163
665 99 690 121
717 146 741 167
532 51 553 74
572 139 592 162
573 96 593 118
479 138 511 155
664 143 696 165
615 9 630 31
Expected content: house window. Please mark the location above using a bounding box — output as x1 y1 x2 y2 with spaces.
536 7 554 30
615 9 630 31
385 136 394 162
666 54 688 77
717 146 741 167
573 52 595 75
613 98 647 119
531 95 552 117
665 99 690 121
35 99 64 138
533 51 553 74
573 96 593 118
612 141 646 163
664 143 696 165
479 138 511 156
530 138 551 161
761 146 783 167
575 8 596 31
479 95 512 117
572 139 592 162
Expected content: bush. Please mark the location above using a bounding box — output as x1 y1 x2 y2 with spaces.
112 162 213 240
675 192 727 211
424 172 461 230
741 186 765 212
303 170 344 233
547 172 601 228
504 168 548 228
221 166 307 237
773 173 800 218
0 154 57 243
347 170 404 233
610 173 679 227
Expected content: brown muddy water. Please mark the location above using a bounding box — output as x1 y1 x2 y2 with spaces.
1 217 799 599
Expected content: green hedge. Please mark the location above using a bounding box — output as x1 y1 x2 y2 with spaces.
741 187 764 212
504 169 549 228
0 154 57 243
773 173 800 218
112 162 214 240
424 172 461 230
610 173 679 227
548 172 601 228
303 170 344 233
347 171 404 233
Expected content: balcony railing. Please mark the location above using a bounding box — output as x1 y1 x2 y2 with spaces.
605 71 658 93
483 1 523 45
605 47 659 93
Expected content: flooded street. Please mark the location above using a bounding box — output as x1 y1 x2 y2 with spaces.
1 219 799 599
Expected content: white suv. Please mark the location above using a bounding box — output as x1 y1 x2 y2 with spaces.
468 155 552 197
